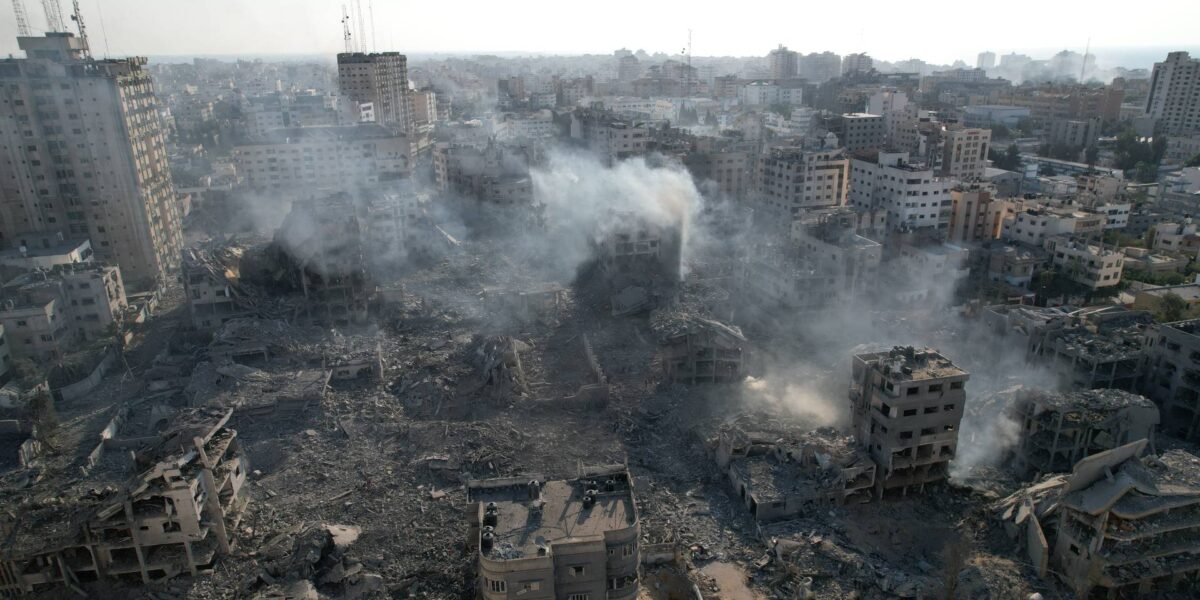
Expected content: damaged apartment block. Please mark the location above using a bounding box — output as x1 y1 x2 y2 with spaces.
849 346 968 498
652 313 746 385
0 408 247 594
467 465 639 600
996 440 1200 598
1143 318 1200 442
1011 389 1159 478
713 419 875 521
594 211 682 316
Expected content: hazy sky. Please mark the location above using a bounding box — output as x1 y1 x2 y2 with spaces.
1 0 1197 67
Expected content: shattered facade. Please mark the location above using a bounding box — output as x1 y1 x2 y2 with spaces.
714 421 875 521
273 194 372 326
0 408 247 594
182 245 255 331
1033 307 1151 391
653 314 745 385
468 465 639 600
849 347 968 497
997 441 1200 598
1011 389 1159 478
1143 318 1200 442
595 212 683 316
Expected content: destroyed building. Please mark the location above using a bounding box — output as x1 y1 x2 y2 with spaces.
714 420 875 521
432 141 536 207
467 465 639 600
1027 306 1151 391
1011 388 1159 478
481 284 566 327
182 245 256 331
1143 318 1200 443
652 313 745 385
0 408 247 594
849 346 968 497
996 440 1200 598
594 211 682 316
273 193 372 325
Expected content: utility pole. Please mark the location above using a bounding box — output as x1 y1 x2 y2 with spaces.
12 0 32 36
40 0 65 31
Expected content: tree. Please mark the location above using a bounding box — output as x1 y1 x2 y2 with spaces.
989 143 1022 171
1135 161 1159 183
990 123 1010 139
1085 145 1099 170
1186 153 1200 168
1157 292 1189 323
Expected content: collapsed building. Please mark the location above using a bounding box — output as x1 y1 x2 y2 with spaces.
713 419 875 521
273 193 371 325
1031 306 1151 391
1011 388 1159 478
467 465 639 600
996 440 1200 598
182 244 256 331
594 211 682 316
1143 318 1200 443
651 312 745 385
849 346 968 497
0 408 247 594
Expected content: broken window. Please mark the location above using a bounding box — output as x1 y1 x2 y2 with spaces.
950 381 963 390
928 384 942 393
905 387 918 396
899 431 913 440
571 566 586 576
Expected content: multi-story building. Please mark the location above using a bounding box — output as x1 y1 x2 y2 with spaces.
799 52 841 83
410 89 438 125
848 151 951 232
842 53 874 76
569 108 649 164
976 51 996 70
755 146 849 222
336 51 413 133
849 346 969 497
1145 51 1200 137
939 126 991 180
1043 235 1124 289
1047 117 1100 150
1144 318 1200 442
840 113 885 152
1010 389 1158 478
1151 220 1200 254
767 45 799 79
737 81 803 106
961 105 1031 128
0 32 183 289
434 142 534 207
997 83 1125 123
948 184 1009 244
0 262 126 359
231 125 411 192
468 466 639 600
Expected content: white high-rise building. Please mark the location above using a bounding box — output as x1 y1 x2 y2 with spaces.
0 33 182 288
849 151 953 232
976 51 996 70
1146 51 1200 137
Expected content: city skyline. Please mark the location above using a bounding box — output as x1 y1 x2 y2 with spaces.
0 0 1197 68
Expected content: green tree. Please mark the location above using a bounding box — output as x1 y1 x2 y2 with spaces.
1157 292 1189 323
1186 153 1200 167
990 123 1010 139
1135 161 1159 183
768 103 792 120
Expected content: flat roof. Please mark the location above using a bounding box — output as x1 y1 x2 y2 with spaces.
856 346 967 381
470 468 635 560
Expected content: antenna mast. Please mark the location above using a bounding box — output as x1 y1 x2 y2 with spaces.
341 5 353 54
40 0 65 31
355 0 367 53
12 0 32 36
69 0 90 58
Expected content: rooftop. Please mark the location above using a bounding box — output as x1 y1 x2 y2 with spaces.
856 346 967 382
468 466 636 560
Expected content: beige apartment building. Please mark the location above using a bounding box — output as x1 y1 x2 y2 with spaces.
1043 235 1124 289
948 184 1010 244
0 33 183 289
849 346 969 497
939 126 991 180
468 465 639 600
756 146 849 222
336 51 413 133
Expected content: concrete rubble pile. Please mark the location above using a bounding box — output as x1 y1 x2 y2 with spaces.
246 523 383 600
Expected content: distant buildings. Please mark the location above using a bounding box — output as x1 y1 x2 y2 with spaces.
976 51 996 70
231 125 412 191
849 151 951 232
842 53 874 77
939 126 991 180
755 146 850 221
839 113 885 152
0 262 127 361
799 52 841 83
0 33 183 289
1043 236 1124 290
767 45 799 79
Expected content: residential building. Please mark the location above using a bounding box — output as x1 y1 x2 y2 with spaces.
569 108 649 164
468 466 639 600
1133 284 1200 319
655 316 745 385
737 81 803 106
983 243 1045 291
976 51 996 70
755 146 849 222
792 211 883 298
939 126 991 180
961 105 1030 128
998 83 1125 123
0 408 248 594
434 142 534 207
1152 220 1200 254
848 151 952 232
842 53 873 76
1165 136 1200 165
849 346 969 497
1144 318 1200 441
714 420 875 521
1002 204 1105 246
182 245 255 331
767 45 798 80
0 262 126 359
840 113 885 152
1011 389 1158 478
411 89 438 125
0 234 92 272
1145 51 1200 136
1043 235 1124 289
231 125 412 192
948 184 1009 244
336 51 413 133
799 52 841 83
1033 307 1149 391
1047 117 1100 149
0 33 183 289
